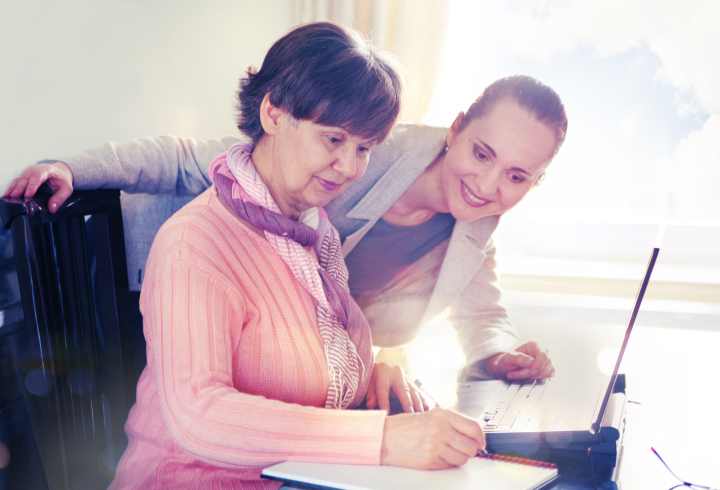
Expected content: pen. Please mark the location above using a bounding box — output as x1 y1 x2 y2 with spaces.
412 379 440 407
413 379 489 458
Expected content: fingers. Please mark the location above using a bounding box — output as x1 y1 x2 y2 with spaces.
428 410 483 468
3 177 18 198
390 370 430 413
516 341 541 357
506 367 532 380
4 176 30 198
395 378 420 413
3 162 74 213
48 181 73 213
512 352 535 368
506 352 542 379
491 351 533 379
538 357 554 378
410 381 430 412
369 363 426 414
529 351 549 378
388 369 415 414
8 164 50 198
528 350 547 377
500 354 533 379
408 379 430 412
517 342 553 378
507 363 553 379
496 342 555 380
438 445 472 468
365 375 378 409
24 169 51 198
372 364 392 413
445 408 485 451
380 408 483 470
483 352 504 378
408 387 424 412
503 352 536 380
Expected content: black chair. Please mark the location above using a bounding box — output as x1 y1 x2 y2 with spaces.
0 226 48 490
0 188 144 490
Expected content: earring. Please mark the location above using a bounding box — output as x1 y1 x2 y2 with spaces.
444 145 449 152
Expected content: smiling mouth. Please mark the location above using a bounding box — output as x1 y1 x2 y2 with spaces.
461 182 492 208
316 177 340 192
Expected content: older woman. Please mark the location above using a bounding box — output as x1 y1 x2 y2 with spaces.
28 22 484 489
7 61 564 396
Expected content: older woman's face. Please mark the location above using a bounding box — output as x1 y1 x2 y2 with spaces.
265 114 376 219
438 99 557 222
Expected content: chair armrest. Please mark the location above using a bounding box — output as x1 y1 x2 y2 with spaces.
0 184 120 229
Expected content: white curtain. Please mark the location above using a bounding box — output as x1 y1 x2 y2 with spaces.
292 0 451 123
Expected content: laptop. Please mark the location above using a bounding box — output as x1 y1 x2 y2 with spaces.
457 247 660 455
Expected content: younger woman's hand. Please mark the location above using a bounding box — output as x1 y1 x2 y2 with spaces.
4 162 74 213
513 341 554 379
484 342 555 380
365 363 429 413
380 407 485 470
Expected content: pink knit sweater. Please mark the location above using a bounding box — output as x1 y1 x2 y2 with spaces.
109 187 386 489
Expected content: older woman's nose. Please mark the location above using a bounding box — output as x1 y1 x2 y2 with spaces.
332 146 358 179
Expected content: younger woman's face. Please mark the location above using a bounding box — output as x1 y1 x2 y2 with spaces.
437 98 558 222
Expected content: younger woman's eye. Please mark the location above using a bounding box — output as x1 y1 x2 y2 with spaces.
473 145 488 161
508 173 525 184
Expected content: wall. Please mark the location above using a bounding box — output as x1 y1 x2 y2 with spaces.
0 0 294 187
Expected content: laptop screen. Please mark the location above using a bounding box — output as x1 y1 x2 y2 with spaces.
590 247 660 433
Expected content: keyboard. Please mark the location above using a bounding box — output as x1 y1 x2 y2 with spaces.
482 379 568 431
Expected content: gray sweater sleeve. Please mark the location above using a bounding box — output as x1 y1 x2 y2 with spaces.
62 135 243 195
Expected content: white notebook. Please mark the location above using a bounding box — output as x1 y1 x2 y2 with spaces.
262 456 558 490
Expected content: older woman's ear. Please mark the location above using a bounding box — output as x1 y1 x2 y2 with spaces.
258 93 285 136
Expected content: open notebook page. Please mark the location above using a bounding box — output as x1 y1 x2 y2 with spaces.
262 457 558 490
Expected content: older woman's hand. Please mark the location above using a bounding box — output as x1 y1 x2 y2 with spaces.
3 162 74 213
484 341 555 380
380 407 485 469
365 363 429 413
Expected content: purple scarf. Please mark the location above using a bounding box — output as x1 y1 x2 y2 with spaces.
209 144 373 409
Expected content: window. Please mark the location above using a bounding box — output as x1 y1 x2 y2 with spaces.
423 0 720 285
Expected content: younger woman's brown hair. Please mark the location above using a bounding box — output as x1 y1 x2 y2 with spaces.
460 75 568 155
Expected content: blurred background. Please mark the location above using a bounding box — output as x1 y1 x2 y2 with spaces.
2 0 718 272
1 1 719 487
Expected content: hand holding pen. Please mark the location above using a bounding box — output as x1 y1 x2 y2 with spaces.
413 379 489 458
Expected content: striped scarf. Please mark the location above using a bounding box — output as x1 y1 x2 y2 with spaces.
209 143 373 409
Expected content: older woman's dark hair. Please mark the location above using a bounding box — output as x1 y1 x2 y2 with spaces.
460 75 568 155
237 22 404 145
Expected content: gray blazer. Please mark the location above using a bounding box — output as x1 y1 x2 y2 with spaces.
63 124 518 376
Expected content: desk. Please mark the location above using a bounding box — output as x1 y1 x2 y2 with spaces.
613 326 720 489
408 305 720 490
